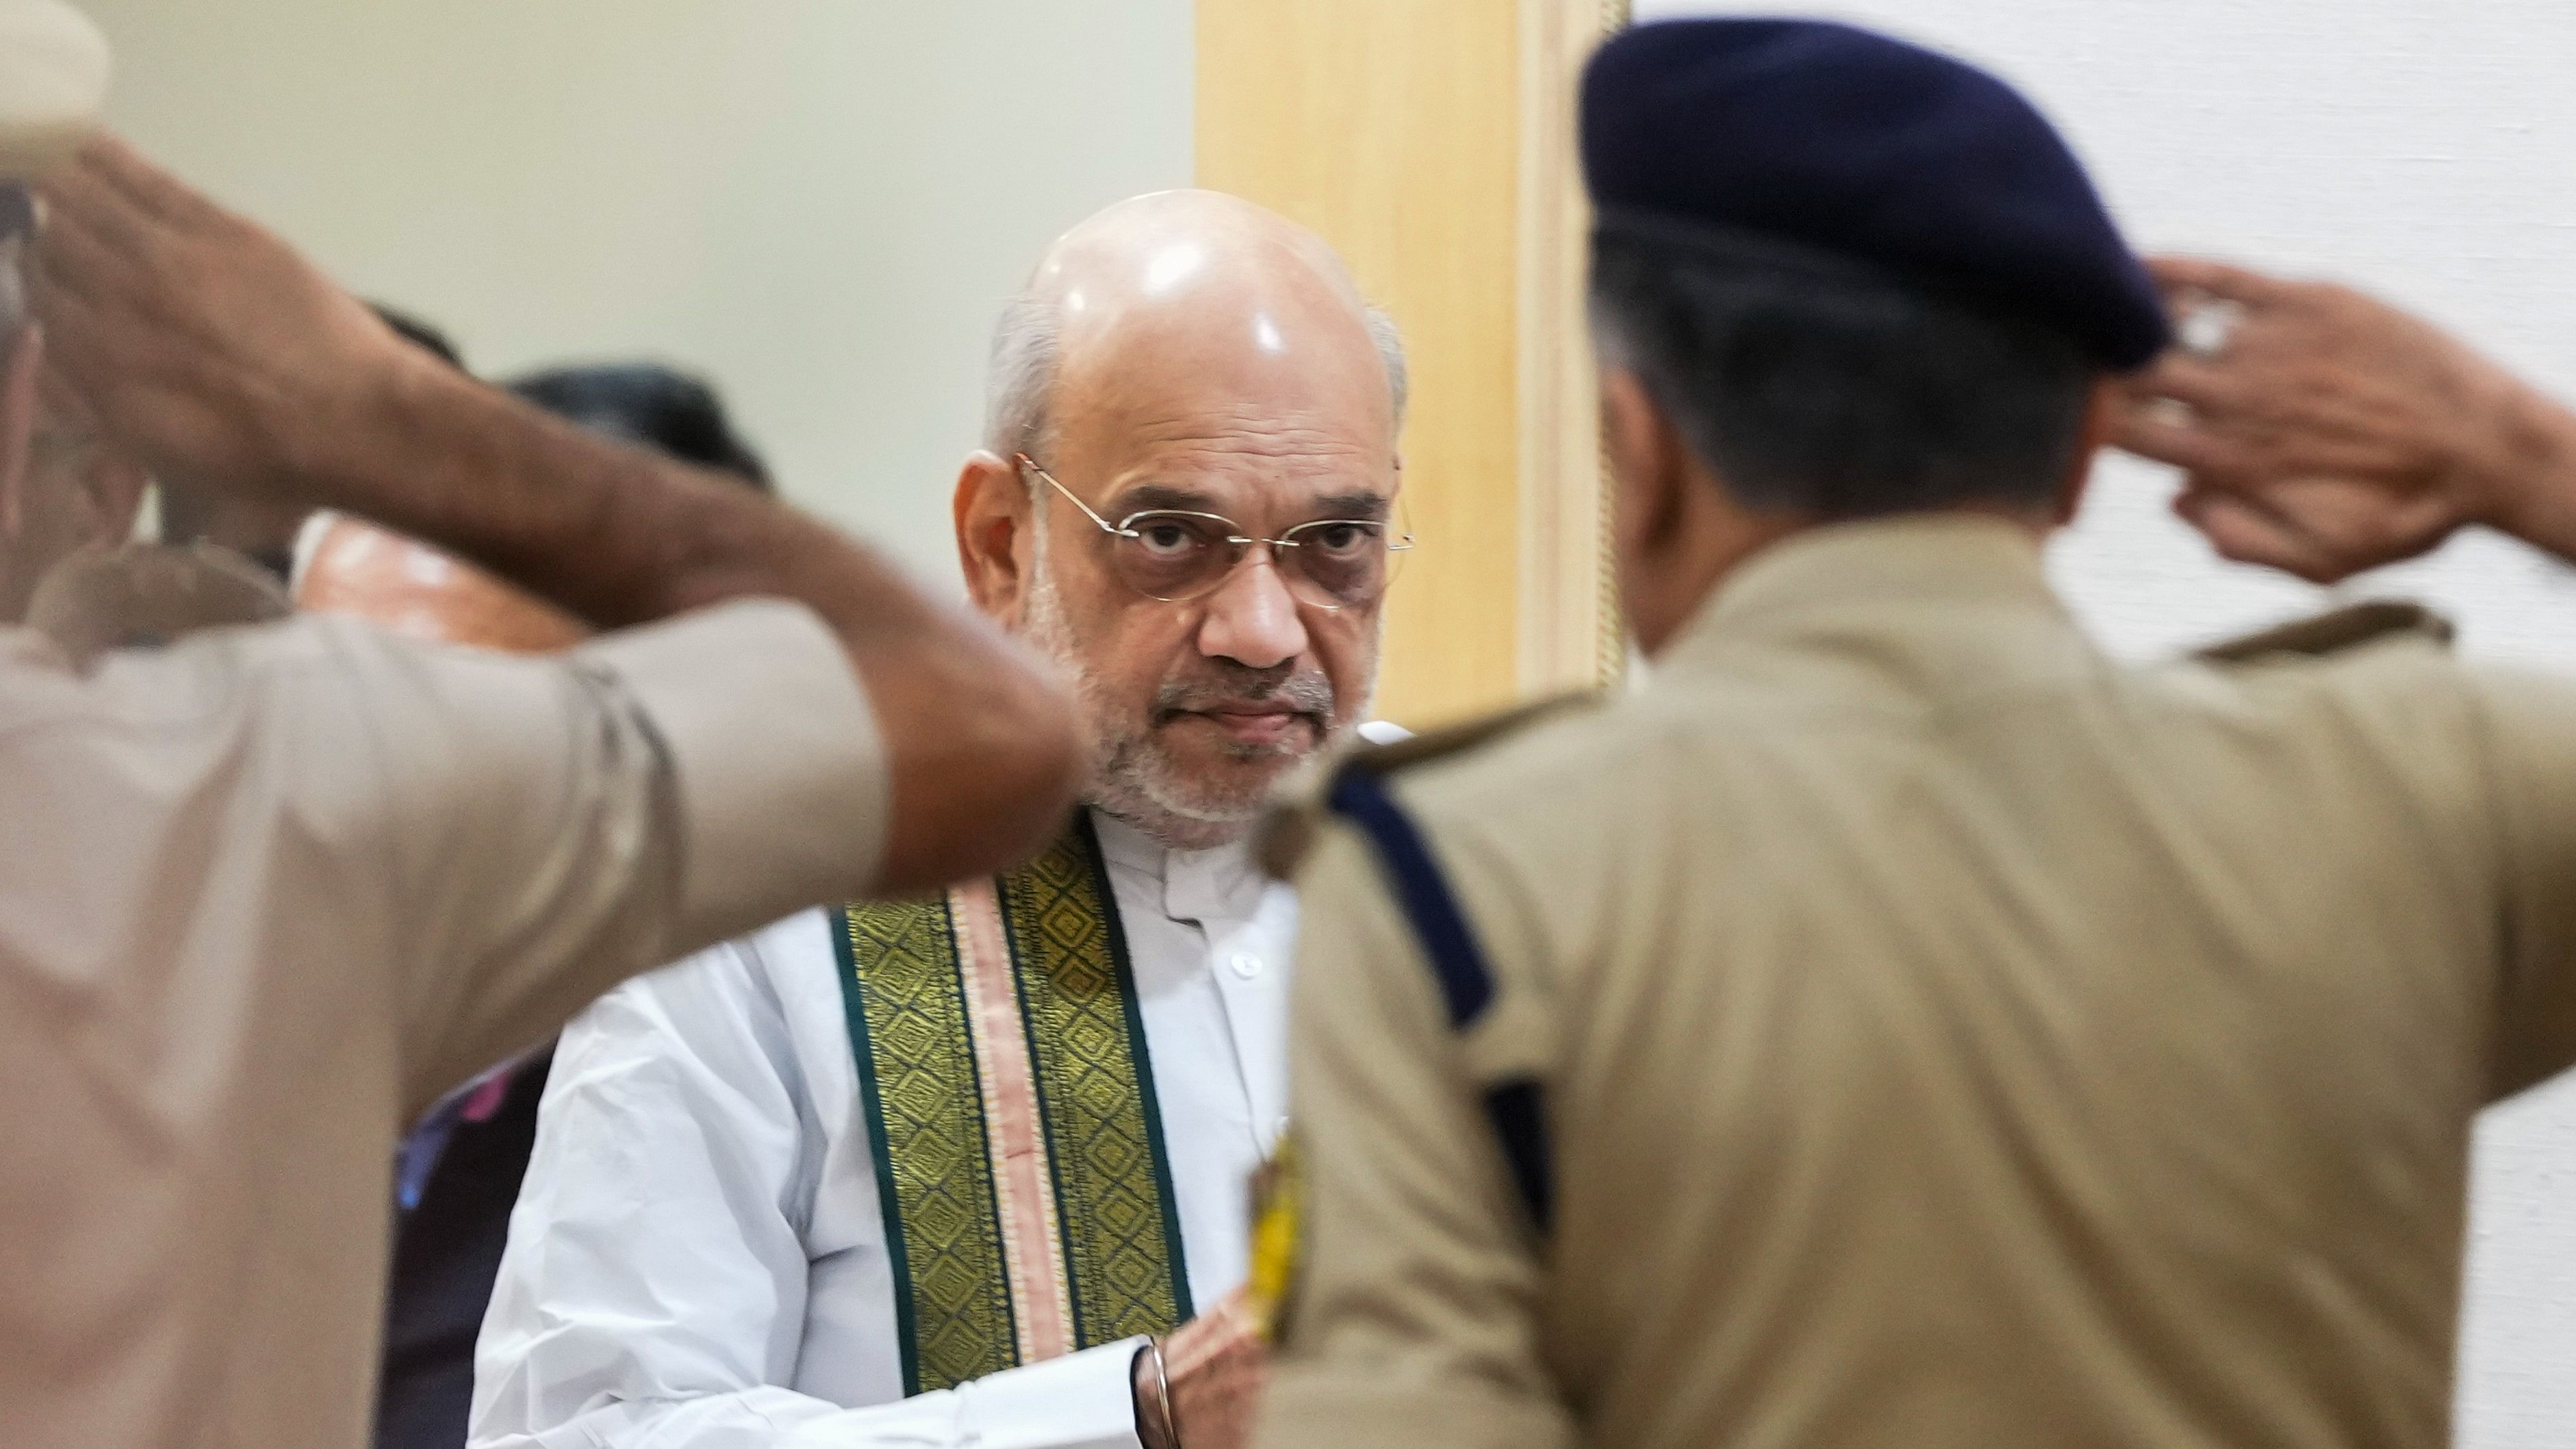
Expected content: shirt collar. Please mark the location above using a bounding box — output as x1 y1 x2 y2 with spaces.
1659 513 2070 671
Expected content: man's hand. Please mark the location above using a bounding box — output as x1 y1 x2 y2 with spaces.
29 134 428 502
2113 256 2576 582
1136 1290 1268 1449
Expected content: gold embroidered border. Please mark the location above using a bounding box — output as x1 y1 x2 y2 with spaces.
999 826 1194 1344
839 820 1190 1394
837 897 1018 1394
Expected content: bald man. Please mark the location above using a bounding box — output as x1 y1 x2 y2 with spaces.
471 192 1412 1449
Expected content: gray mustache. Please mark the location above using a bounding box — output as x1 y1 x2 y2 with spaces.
1152 667 1334 719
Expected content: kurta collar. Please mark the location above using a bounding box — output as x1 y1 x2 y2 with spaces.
1088 808 1264 929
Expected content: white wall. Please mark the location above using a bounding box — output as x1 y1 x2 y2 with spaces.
1631 3 2575 1439
79 0 1194 584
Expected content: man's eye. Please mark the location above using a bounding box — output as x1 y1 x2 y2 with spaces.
1308 523 1373 554
1136 521 1201 554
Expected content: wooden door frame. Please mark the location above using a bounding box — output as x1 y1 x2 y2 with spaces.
1197 0 1627 726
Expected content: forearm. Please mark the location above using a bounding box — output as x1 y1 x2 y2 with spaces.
306 359 891 635
314 359 1080 893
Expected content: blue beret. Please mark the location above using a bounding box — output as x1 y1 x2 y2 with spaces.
1581 18 2169 370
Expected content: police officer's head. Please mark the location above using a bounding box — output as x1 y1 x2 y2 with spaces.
1582 19 2170 652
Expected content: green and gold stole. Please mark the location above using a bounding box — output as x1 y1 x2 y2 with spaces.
832 815 1193 1394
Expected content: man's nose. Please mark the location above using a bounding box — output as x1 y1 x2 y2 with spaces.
1196 550 1310 670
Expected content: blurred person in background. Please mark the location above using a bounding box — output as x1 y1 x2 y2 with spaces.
5 101 1081 1449
298 361 776 1449
470 190 1410 1449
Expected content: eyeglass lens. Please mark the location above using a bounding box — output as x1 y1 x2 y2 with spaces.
1114 513 1401 608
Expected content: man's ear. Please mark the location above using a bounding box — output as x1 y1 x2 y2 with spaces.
2052 377 2122 528
953 449 1034 624
1601 365 1687 562
0 324 43 543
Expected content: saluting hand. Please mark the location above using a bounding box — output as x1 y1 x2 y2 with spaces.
1137 1289 1268 1449
27 134 431 504
2111 255 2576 582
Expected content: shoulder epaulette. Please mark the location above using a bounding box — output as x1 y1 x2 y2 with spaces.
1256 691 1601 880
2194 599 2454 665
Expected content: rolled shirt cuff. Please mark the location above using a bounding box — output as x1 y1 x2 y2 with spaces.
578 598 890 949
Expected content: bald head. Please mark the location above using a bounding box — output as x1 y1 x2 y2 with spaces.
986 190 1404 463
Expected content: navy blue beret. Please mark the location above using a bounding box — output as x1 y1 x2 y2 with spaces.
1582 18 2169 370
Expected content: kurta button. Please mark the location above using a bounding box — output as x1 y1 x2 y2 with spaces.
1229 951 1262 979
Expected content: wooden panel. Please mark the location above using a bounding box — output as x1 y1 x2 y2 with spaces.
1197 0 1525 728
1516 0 1622 696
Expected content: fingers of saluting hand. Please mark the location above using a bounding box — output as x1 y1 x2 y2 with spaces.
2127 350 2245 414
60 134 222 233
26 186 140 318
2146 254 2290 309
2173 486 2347 583
31 136 173 271
2107 394 2257 478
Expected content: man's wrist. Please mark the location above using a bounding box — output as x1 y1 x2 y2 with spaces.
279 342 482 522
2463 363 2576 563
1132 1338 1179 1449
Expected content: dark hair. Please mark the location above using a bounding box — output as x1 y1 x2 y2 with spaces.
507 363 771 491
1588 230 2095 518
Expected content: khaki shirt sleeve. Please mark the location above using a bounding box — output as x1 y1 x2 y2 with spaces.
345 598 889 1110
2471 665 2576 1099
1254 825 1574 1449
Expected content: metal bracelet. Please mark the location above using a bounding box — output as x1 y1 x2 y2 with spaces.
1147 1335 1179 1449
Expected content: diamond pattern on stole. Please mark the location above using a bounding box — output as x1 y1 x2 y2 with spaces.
1000 830 1194 1346
837 819 1190 1395
839 897 1018 1394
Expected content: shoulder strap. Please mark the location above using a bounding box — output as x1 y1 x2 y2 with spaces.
1325 764 1553 1235
2195 598 2453 663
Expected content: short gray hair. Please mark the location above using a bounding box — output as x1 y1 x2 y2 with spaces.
984 293 1411 461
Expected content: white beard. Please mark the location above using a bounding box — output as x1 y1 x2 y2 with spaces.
1022 556 1280 850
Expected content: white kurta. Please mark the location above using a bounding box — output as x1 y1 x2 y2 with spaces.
470 810 1295 1449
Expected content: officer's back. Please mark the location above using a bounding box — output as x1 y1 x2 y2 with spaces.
1252 21 2576 1449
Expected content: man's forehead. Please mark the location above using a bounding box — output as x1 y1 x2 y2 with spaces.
1054 324 1394 461
1077 417 1396 505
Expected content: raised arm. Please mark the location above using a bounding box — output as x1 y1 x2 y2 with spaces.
28 136 1078 895
2113 255 2576 583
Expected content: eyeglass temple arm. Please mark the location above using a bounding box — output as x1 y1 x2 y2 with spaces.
1016 454 1132 537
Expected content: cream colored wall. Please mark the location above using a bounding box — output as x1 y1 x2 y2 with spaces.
79 0 1194 583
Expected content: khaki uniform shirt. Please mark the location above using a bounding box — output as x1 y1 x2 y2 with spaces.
0 599 890 1449
1258 516 2576 1449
